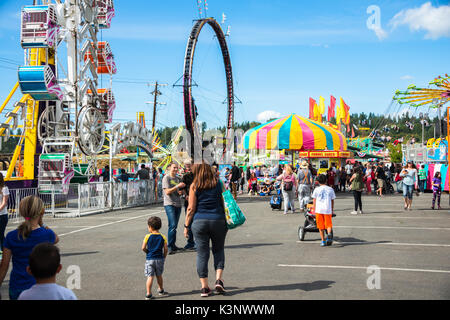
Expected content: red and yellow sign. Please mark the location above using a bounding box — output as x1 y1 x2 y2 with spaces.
298 151 350 158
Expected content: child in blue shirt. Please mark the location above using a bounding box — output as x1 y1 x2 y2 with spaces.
142 216 168 300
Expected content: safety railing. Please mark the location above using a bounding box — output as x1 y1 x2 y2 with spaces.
7 179 163 222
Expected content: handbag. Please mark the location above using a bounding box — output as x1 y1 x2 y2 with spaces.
222 189 246 229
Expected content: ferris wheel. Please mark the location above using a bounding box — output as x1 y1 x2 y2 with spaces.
17 0 116 188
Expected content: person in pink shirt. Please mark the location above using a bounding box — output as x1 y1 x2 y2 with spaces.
276 164 298 214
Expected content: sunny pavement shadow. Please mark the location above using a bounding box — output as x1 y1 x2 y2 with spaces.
157 281 335 299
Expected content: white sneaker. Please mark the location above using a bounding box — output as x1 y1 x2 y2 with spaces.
350 211 358 215
358 210 363 214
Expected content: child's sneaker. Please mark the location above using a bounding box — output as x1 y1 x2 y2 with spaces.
201 287 212 297
326 234 333 246
145 294 153 300
350 211 358 215
320 241 327 247
158 289 168 296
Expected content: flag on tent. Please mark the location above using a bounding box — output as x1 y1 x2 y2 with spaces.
313 101 321 122
309 98 316 120
328 95 336 122
318 96 325 123
340 97 350 125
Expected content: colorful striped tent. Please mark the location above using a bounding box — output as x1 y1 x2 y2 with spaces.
242 114 347 151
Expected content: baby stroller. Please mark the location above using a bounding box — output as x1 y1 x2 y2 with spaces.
298 200 335 241
270 182 282 210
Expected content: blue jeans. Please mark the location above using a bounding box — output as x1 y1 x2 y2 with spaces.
0 214 8 251
403 184 414 200
418 179 426 193
164 205 182 250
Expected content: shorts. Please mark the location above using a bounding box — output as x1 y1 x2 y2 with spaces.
316 213 333 230
377 179 385 188
145 259 165 277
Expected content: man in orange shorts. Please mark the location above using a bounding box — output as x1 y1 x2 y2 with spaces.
312 174 336 247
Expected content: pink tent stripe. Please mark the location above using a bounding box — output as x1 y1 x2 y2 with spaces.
294 116 315 150
255 116 287 149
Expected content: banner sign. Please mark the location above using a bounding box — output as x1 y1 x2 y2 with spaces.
297 151 351 158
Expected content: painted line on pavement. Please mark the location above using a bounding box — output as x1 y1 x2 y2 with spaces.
278 264 450 274
296 241 450 248
58 210 164 237
332 226 450 231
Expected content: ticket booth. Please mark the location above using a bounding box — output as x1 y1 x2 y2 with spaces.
298 151 351 174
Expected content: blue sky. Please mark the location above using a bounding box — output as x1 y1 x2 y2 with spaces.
0 0 449 130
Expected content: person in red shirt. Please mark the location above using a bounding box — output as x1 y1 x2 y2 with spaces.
327 169 336 187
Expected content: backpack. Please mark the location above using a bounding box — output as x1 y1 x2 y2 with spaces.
283 175 293 191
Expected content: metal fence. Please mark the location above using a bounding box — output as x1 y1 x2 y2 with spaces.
7 180 162 223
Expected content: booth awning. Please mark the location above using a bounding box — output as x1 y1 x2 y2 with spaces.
242 114 347 151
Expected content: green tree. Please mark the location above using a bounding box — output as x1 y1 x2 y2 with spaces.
386 142 402 163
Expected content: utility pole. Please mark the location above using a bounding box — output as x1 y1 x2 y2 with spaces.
146 82 167 130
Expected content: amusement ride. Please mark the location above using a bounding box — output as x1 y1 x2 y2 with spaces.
0 0 237 193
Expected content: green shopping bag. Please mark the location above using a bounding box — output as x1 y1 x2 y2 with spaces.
222 189 246 229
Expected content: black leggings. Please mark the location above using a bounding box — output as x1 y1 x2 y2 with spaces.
191 219 228 278
353 191 362 211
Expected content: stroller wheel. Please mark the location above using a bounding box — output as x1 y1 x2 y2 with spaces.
298 226 306 241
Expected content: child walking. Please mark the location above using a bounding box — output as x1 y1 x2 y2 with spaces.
142 216 168 300
312 174 336 247
431 172 442 210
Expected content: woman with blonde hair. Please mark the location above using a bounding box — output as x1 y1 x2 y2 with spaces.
184 163 228 297
276 164 297 214
0 195 59 300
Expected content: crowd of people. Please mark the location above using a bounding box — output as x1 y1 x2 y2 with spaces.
0 158 443 300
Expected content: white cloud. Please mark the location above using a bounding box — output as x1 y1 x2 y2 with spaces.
390 2 450 39
257 110 282 122
400 75 414 80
